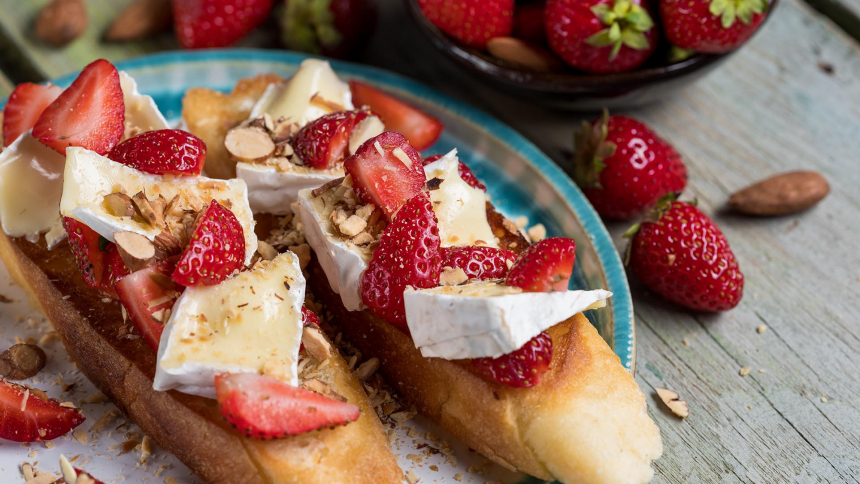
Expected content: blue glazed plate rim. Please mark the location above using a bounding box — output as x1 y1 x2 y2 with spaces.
40 49 635 372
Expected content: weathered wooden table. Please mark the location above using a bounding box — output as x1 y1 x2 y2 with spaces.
1 0 858 482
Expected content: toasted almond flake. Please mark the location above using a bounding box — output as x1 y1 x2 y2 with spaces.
757 324 767 334
302 326 332 362
655 387 689 418
821 396 828 403
132 192 163 228
527 223 547 242
38 332 58 346
374 140 384 156
21 389 29 412
119 437 140 455
405 470 419 484
23 463 35 480
739 366 751 376
103 192 136 218
356 357 380 381
43 441 55 449
72 427 88 445
141 435 153 459
338 215 367 237
225 126 276 163
309 93 345 112
257 241 278 261
90 409 120 435
439 267 468 286
392 147 413 168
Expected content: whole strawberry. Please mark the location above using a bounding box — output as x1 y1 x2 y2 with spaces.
545 0 658 74
417 0 514 49
573 112 687 220
280 0 377 59
660 0 769 53
172 0 273 49
627 198 744 311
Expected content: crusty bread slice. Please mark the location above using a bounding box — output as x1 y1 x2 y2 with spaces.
0 232 403 484
309 258 663 484
183 74 285 180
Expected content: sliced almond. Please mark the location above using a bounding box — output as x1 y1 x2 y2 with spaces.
225 127 275 163
114 231 156 271
356 357 380 381
302 378 348 402
439 267 468 286
257 240 278 261
487 37 565 73
103 192 135 217
392 147 413 168
309 93 345 113
153 230 183 258
132 192 163 227
311 177 345 198
338 215 367 237
302 326 332 362
655 387 689 418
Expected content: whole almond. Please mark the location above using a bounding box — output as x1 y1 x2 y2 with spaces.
728 171 829 216
104 0 172 42
486 37 564 73
0 344 47 380
34 0 88 47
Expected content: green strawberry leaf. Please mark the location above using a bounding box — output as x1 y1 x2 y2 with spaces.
668 46 695 62
585 28 614 47
590 4 617 25
721 1 737 28
622 29 650 50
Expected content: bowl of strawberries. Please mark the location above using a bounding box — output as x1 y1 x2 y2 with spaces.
406 0 777 109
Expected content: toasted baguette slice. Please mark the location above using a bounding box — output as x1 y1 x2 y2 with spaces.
183 74 285 180
0 232 403 484
309 258 662 483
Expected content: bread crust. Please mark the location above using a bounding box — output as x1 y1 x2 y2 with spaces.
309 257 663 484
0 232 403 484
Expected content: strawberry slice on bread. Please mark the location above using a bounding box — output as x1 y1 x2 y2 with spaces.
215 373 360 439
172 201 246 286
0 381 85 442
108 129 207 176
116 260 184 352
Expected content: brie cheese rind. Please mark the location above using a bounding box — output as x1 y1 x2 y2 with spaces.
0 132 67 247
404 281 612 360
424 150 498 248
236 163 344 215
0 72 169 247
250 59 353 128
119 71 171 133
60 148 258 265
297 187 370 311
154 252 305 398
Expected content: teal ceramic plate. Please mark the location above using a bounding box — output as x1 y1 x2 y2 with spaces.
3 49 634 484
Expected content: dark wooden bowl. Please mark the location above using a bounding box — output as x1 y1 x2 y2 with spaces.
404 0 778 111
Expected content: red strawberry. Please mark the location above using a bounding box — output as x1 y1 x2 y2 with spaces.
573 112 687 220
172 0 274 49
506 237 576 292
627 198 744 311
173 201 246 286
423 154 487 191
660 0 769 53
0 381 85 442
116 260 184 352
215 372 360 439
33 59 125 156
441 246 515 280
108 129 207 176
63 217 106 289
280 0 377 59
417 0 514 48
361 193 442 327
513 1 547 45
472 331 552 387
544 0 658 74
98 244 131 298
344 132 425 219
302 306 321 327
2 82 62 147
293 110 370 169
349 81 443 150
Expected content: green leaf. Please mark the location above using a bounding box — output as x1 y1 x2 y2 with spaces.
585 28 614 47
621 29 650 50
613 0 632 17
609 40 623 60
609 22 622 43
590 4 616 25
668 46 695 62
626 6 655 32
721 1 737 28
736 3 753 24
709 0 729 16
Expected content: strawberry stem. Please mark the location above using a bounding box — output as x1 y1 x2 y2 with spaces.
572 110 615 190
585 0 655 60
709 0 768 28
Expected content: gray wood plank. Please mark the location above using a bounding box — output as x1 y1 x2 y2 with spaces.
367 0 860 482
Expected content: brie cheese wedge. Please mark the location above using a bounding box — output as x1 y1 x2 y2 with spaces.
154 252 305 398
237 162 343 215
60 148 258 264
0 132 67 247
250 59 353 128
297 187 370 311
424 150 498 248
119 71 171 133
404 281 612 360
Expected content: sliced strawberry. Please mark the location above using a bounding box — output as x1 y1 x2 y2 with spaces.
0 381 85 442
172 0 274 49
344 132 425 220
172 201 246 286
422 154 487 191
62 217 106 289
361 193 442 327
302 306 321 327
98 244 131 298
73 470 106 484
293 110 370 169
116 260 184 352
472 331 553 388
349 81 443 150
108 129 207 176
506 237 576 292
2 82 62 147
442 246 516 280
32 59 125 156
60 456 107 484
215 372 360 439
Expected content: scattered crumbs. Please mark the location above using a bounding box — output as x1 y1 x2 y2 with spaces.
817 61 835 75
747 404 752 409
42 441 54 449
429 465 438 472
513 216 528 228
81 392 108 404
756 324 767 334
73 427 88 445
38 332 58 346
28 449 37 458
739 367 751 377
821 396 828 403
453 473 464 482
682 338 690 347
0 293 12 303
165 478 179 484
758 369 767 374
405 470 419 484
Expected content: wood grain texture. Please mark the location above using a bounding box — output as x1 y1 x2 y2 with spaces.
359 0 860 482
